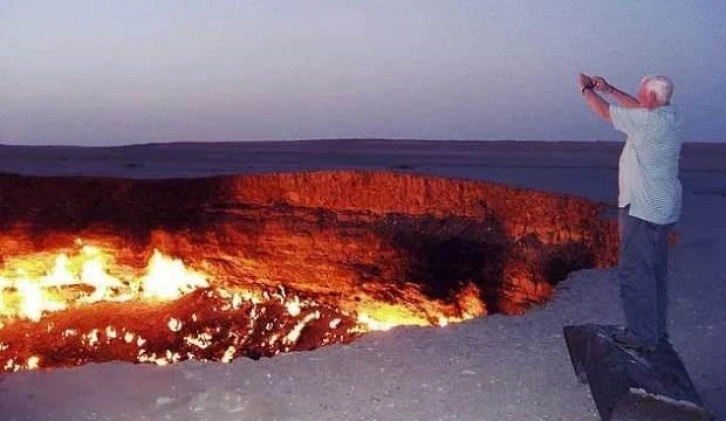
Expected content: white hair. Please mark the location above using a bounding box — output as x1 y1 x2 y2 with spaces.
640 75 674 104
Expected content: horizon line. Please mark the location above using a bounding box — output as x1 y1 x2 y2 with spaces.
2 138 723 148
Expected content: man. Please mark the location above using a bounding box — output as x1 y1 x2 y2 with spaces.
578 73 683 352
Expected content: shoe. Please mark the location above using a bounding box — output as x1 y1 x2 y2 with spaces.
657 335 674 350
612 329 657 353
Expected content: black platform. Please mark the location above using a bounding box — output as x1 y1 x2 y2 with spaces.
563 324 712 420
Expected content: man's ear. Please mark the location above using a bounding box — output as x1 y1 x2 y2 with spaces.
649 91 658 106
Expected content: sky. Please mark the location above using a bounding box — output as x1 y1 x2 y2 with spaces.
1 1 725 146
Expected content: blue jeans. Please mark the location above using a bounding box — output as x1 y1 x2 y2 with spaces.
618 207 674 346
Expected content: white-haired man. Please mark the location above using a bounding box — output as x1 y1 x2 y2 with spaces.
578 74 683 352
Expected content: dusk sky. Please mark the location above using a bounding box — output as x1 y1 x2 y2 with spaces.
2 1 725 145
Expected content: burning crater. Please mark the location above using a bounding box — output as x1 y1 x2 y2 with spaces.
0 171 617 372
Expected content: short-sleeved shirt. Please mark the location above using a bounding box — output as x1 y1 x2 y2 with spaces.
610 104 683 225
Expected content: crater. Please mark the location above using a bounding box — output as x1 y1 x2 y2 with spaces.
0 170 617 372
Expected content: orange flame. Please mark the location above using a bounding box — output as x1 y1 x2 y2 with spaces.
1 239 485 336
0 239 209 322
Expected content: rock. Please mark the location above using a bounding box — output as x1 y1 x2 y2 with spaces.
563 324 712 421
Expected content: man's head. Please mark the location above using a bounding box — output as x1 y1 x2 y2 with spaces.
637 75 674 109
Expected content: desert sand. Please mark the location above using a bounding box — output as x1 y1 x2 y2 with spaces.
0 139 724 421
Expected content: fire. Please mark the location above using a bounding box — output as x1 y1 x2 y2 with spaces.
0 238 486 372
140 250 209 300
0 240 209 322
351 282 486 332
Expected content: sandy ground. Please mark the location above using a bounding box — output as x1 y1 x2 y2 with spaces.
0 140 724 421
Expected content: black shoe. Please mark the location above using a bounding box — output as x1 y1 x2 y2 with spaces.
657 335 674 350
612 329 657 353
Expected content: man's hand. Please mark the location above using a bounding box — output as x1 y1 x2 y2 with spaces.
592 76 614 94
578 73 594 91
578 73 611 122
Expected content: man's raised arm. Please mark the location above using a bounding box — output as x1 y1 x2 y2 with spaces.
593 76 640 108
579 74 611 122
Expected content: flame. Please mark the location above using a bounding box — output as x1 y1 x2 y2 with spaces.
0 238 488 372
0 239 485 329
0 239 486 330
141 250 209 300
352 283 485 332
0 240 209 322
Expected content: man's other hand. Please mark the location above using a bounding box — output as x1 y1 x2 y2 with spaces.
593 76 613 93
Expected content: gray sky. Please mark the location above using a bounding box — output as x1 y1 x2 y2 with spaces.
1 1 724 145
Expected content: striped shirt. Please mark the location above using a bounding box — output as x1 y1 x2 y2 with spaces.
610 104 683 225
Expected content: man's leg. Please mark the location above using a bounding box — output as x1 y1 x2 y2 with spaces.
618 210 659 347
655 223 674 342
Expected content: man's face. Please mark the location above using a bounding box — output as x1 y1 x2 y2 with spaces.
636 84 649 105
